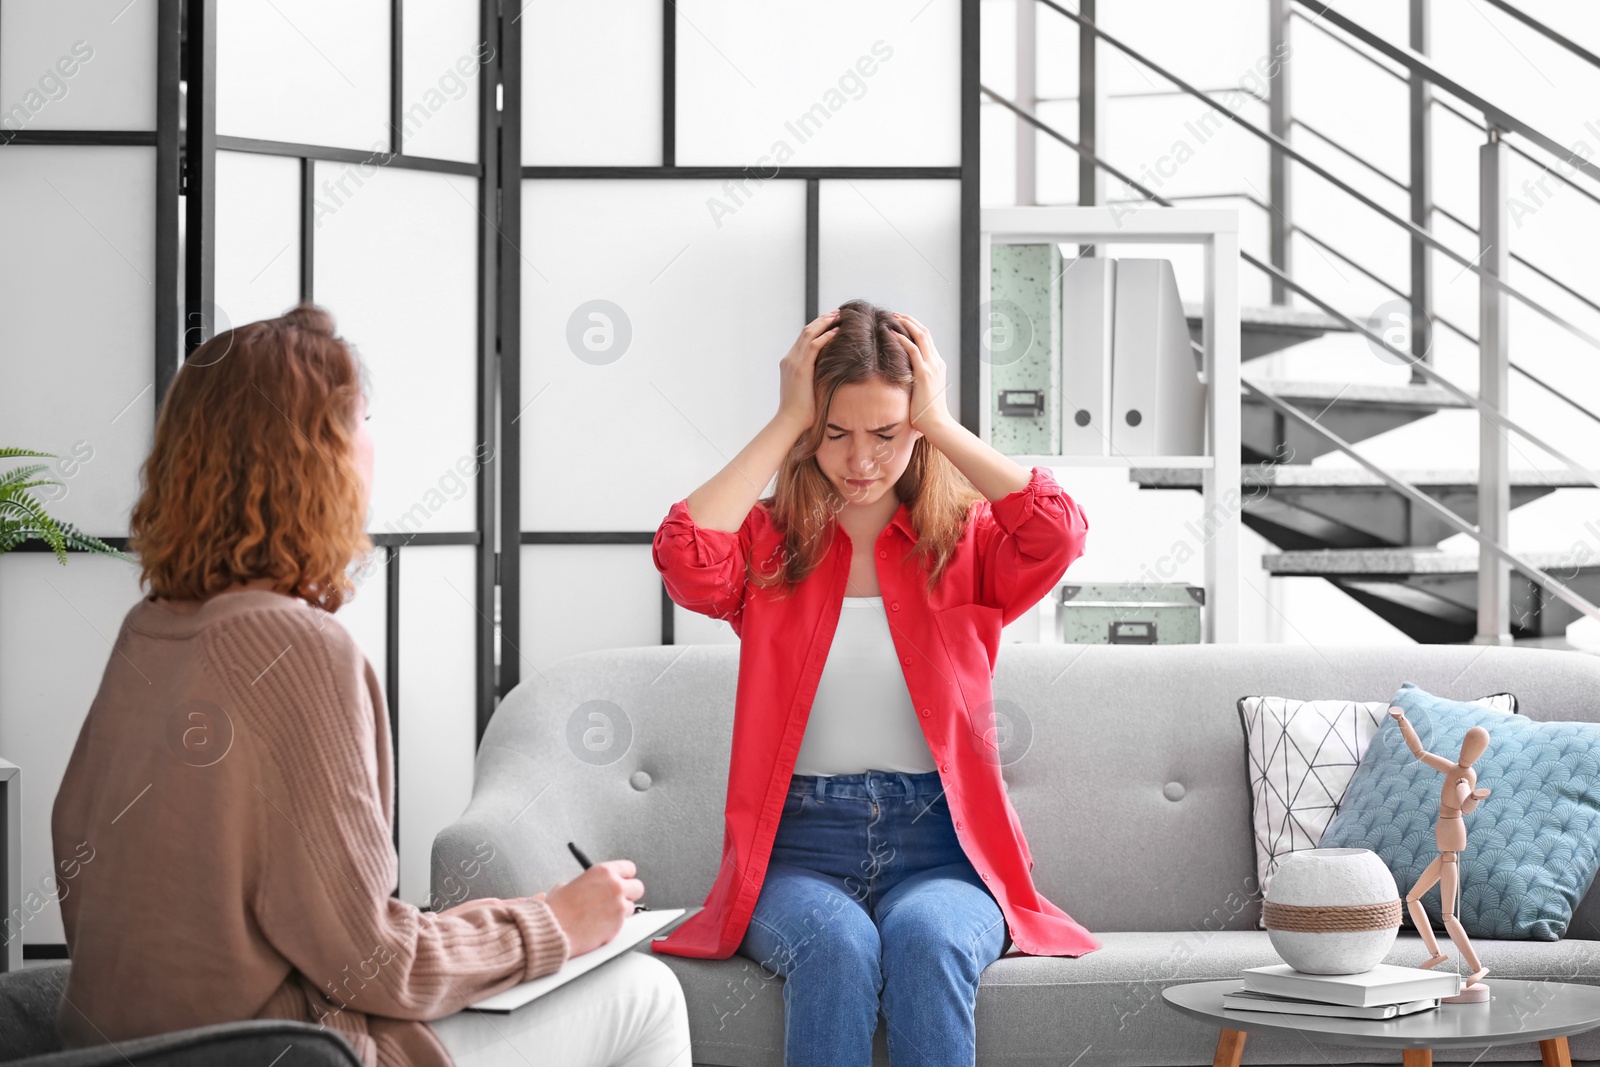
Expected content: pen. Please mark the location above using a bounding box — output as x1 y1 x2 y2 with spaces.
566 840 647 911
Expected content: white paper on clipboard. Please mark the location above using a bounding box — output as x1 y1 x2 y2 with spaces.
468 908 687 1013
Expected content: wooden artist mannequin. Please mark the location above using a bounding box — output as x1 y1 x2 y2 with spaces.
1387 706 1492 991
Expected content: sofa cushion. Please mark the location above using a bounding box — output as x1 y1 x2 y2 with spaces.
1237 691 1515 921
638 932 1600 1066
1322 682 1600 940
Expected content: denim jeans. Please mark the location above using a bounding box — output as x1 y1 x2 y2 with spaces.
736 769 1007 1067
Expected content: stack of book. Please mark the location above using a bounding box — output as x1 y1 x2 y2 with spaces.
1225 963 1464 1020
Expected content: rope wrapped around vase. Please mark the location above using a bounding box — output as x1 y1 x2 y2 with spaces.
1263 898 1403 933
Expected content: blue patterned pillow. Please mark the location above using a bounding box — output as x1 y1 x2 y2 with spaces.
1321 682 1600 940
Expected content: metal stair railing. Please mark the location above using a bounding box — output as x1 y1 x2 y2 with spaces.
1280 105 1600 324
1290 10 1600 213
977 91 1600 489
981 87 1600 486
983 0 1600 635
1476 0 1600 70
1033 0 1600 358
1294 0 1600 183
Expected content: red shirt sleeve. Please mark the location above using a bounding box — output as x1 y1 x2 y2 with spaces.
975 466 1089 625
651 498 766 633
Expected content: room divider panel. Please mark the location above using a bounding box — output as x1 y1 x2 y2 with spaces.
0 0 978 951
0 0 179 953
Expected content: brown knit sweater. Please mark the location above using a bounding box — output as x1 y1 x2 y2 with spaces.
51 589 569 1067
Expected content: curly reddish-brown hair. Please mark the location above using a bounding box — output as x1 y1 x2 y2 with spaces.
128 303 375 612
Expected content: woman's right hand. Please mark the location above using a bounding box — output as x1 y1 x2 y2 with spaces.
776 310 840 432
540 859 645 958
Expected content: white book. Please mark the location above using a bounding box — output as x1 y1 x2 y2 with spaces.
469 908 687 1013
1223 988 1440 1020
1242 963 1462 1007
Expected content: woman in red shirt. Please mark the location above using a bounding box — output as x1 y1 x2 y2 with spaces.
651 300 1099 1066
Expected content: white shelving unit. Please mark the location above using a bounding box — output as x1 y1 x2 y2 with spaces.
980 207 1242 643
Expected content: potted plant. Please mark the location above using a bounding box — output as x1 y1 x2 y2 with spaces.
0 448 133 564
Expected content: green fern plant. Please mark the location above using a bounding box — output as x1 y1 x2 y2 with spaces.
0 448 134 565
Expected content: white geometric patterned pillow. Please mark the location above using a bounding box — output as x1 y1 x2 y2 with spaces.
1238 692 1517 910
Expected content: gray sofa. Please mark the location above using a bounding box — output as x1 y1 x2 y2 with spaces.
432 642 1600 1065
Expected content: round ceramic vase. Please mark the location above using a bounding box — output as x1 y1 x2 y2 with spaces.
1264 848 1400 974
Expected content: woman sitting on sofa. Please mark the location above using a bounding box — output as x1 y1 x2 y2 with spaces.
50 304 689 1067
650 300 1102 1066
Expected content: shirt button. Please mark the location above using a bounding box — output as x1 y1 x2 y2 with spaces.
981 871 989 881
890 602 900 611
878 550 887 558
955 820 963 829
920 707 930 717
940 763 949 773
903 655 913 665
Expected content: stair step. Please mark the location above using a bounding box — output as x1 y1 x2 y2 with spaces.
1131 466 1594 490
1186 301 1351 333
1186 303 1351 361
1262 548 1600 643
1244 378 1471 410
1240 378 1473 464
1261 547 1597 576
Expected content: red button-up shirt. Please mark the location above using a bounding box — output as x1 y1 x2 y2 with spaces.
648 464 1101 959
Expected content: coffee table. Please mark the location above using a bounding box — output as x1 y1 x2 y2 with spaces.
1163 979 1600 1066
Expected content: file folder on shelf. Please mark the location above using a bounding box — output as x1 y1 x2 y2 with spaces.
1109 258 1205 456
1060 256 1115 456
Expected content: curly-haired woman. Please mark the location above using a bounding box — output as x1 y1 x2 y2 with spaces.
51 304 689 1067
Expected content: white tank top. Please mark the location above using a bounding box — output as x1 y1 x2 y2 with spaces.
791 595 938 776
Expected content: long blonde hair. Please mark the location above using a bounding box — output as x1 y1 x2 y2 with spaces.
750 299 983 599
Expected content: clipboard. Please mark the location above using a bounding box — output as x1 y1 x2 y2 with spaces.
467 908 687 1013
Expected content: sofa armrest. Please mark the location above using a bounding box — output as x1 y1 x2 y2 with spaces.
3 1020 361 1067
0 962 71 1060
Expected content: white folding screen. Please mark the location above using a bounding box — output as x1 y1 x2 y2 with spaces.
518 178 807 531
313 162 483 538
213 150 300 327
0 0 170 953
398 0 485 164
673 0 962 167
2 0 972 953
0 1 157 130
216 0 391 151
520 0 662 165
509 2 969 675
395 546 479 903
817 179 964 419
0 147 157 534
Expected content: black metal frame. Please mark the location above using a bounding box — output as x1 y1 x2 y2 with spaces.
502 1 980 692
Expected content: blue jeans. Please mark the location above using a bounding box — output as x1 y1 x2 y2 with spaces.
737 769 1007 1067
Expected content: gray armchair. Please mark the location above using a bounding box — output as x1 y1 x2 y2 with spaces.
0 963 362 1067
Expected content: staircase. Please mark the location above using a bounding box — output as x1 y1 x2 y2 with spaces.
993 0 1600 645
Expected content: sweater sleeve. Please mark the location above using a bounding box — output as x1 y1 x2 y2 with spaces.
651 498 765 634
207 609 570 1022
974 465 1089 627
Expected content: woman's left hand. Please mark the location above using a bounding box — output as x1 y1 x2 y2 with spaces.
891 312 953 434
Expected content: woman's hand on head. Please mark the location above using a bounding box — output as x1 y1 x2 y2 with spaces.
890 312 953 433
539 859 645 957
777 309 840 433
